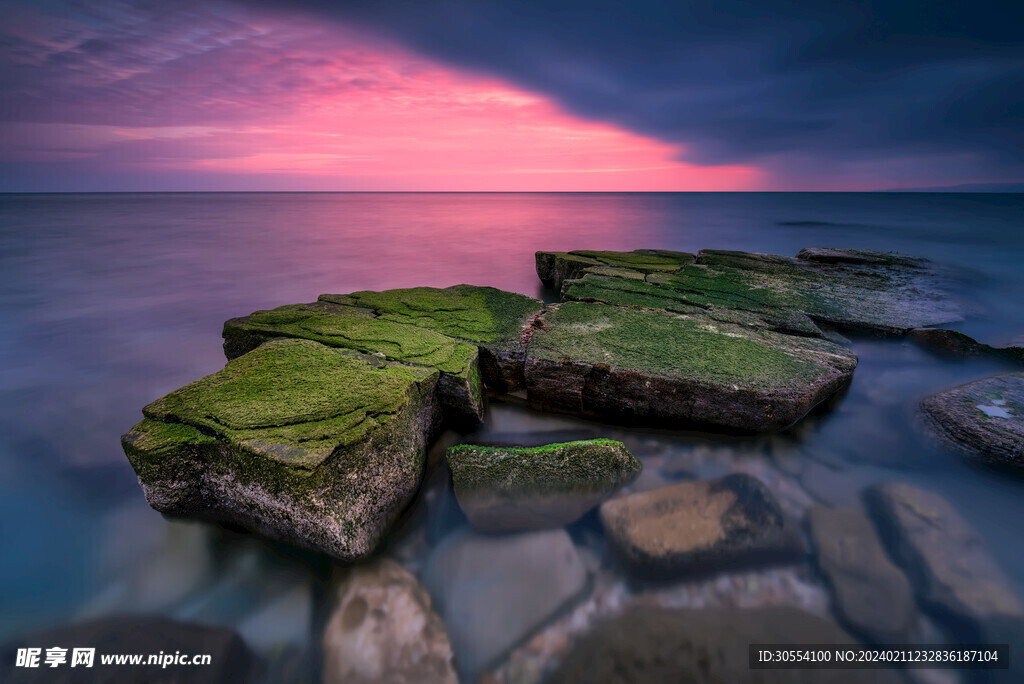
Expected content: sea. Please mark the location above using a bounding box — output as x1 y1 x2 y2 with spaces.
1 192 1023 679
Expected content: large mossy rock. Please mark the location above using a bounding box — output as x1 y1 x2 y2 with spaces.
223 299 484 426
446 439 641 532
525 302 857 432
599 474 802 579
536 249 696 292
549 606 898 684
866 482 1024 647
121 338 440 561
539 247 961 335
319 285 544 393
920 372 1024 468
808 505 916 643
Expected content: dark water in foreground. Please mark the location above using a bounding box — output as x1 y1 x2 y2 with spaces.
1 192 1023 681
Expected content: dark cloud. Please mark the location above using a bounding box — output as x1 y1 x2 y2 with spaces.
259 0 1024 180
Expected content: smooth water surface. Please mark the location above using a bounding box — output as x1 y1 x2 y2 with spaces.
2 192 1023 679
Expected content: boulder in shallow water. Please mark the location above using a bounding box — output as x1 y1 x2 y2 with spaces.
122 338 439 561
909 328 1024 363
525 301 857 432
446 439 642 532
866 482 1024 646
323 559 457 684
421 528 588 678
920 372 1024 468
599 473 803 579
808 505 916 643
549 606 898 684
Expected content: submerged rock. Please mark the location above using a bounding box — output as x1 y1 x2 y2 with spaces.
323 559 457 684
421 528 588 678
599 474 802 579
536 249 695 292
446 439 642 532
525 302 857 432
808 505 916 643
121 338 439 561
549 606 897 684
866 482 1024 646
319 285 544 393
920 372 1024 467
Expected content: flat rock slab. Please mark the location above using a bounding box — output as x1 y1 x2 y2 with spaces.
122 338 439 561
320 285 544 393
541 247 962 335
446 438 642 533
323 559 457 684
866 482 1024 645
599 473 802 579
549 606 898 684
808 505 916 643
525 301 857 432
536 249 696 292
920 372 1024 468
421 528 588 678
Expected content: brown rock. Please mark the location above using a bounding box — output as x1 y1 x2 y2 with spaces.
599 474 803 579
808 505 916 643
323 559 457 684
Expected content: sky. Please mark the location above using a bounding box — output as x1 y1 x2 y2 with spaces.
0 0 1021 192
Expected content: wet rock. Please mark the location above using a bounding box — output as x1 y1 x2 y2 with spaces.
910 328 1024 363
866 482 1024 646
920 372 1024 468
525 302 857 432
320 285 544 393
808 505 915 643
536 249 695 292
599 474 803 579
122 338 440 561
323 559 457 684
421 528 588 678
446 439 641 532
0 615 258 683
549 606 898 684
799 462 861 506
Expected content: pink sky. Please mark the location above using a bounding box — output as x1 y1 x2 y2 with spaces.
0 3 762 191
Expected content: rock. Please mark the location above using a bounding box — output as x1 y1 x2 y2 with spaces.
421 528 588 677
920 372 1024 468
599 474 803 579
866 482 1024 646
910 327 1024 363
548 606 898 684
525 302 857 432
323 559 457 684
799 462 861 506
446 439 641 532
122 338 440 561
535 249 695 292
223 299 484 426
0 615 258 683
319 285 544 393
807 505 916 643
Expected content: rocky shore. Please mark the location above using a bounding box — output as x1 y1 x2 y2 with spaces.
110 247 1024 682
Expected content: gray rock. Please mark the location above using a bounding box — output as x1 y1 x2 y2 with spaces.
121 339 440 561
866 482 1024 646
446 439 641 532
910 328 1024 363
323 559 457 684
920 372 1024 468
808 505 916 643
799 462 860 506
525 302 857 433
421 528 588 677
599 474 803 579
549 606 899 684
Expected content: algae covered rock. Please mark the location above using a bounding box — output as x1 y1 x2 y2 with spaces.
121 338 440 561
866 482 1024 646
920 372 1024 468
319 284 543 392
525 302 857 432
447 439 642 532
536 249 696 292
599 474 802 578
223 299 484 426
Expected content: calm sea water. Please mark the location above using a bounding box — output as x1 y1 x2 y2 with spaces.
2 192 1023 677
